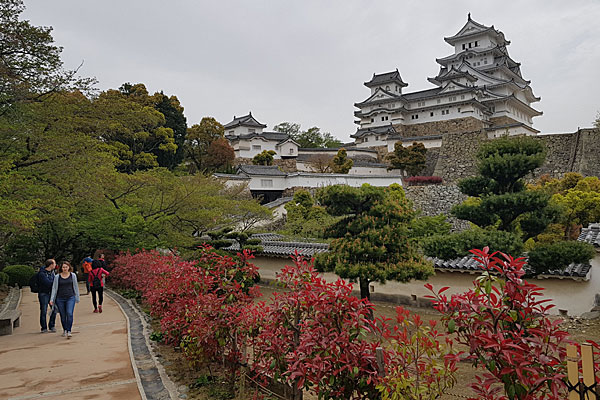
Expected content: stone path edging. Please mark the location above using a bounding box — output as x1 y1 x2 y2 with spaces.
106 289 178 400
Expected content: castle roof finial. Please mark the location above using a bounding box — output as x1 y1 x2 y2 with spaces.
468 12 471 20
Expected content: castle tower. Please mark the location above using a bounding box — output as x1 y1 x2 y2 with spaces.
352 14 542 150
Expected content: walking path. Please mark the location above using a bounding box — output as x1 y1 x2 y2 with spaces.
0 284 142 400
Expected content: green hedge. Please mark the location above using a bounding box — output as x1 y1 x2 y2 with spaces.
0 271 9 285
527 241 596 275
3 265 36 287
422 229 523 260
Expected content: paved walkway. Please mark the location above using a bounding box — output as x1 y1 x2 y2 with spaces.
0 284 142 400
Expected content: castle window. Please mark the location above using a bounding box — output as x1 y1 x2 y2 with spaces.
484 59 488 64
371 118 374 123
475 40 478 47
252 145 262 151
376 136 380 141
411 114 419 120
458 107 461 112
249 128 255 133
437 99 441 104
289 148 294 154
430 112 434 117
469 42 472 48
462 44 466 50
450 96 457 101
461 95 465 99
260 179 273 188
386 85 390 90
364 137 369 142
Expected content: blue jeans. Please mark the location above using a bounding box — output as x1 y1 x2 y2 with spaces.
55 296 76 332
38 292 57 331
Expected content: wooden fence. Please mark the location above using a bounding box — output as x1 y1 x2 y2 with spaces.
568 343 598 400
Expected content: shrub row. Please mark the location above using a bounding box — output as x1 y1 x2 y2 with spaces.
2 265 36 287
405 175 443 185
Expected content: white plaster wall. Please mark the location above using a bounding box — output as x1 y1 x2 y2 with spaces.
277 141 298 157
227 126 264 137
253 254 600 316
348 166 394 176
237 138 280 159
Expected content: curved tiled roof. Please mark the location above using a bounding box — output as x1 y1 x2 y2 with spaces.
223 112 267 129
364 69 407 88
579 223 600 248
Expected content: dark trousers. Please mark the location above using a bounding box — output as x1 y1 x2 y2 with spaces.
55 296 76 332
38 292 57 331
83 273 90 293
91 287 104 309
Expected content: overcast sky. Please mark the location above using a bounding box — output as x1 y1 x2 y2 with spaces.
23 0 600 142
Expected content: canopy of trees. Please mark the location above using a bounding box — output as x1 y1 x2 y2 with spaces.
273 122 342 148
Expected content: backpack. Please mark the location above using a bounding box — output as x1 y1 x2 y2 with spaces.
91 269 103 289
83 261 92 273
29 272 40 293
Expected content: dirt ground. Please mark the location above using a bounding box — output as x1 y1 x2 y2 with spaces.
149 283 600 400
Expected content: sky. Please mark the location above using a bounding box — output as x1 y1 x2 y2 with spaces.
23 0 600 142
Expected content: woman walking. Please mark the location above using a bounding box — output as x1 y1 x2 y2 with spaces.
49 261 80 339
89 261 110 313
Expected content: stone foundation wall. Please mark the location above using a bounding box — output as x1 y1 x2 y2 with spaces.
234 157 298 172
489 116 520 127
404 184 469 231
393 117 485 138
421 147 440 177
433 130 487 182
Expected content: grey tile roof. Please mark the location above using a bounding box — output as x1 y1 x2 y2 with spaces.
351 124 397 139
224 240 329 258
429 256 592 280
223 112 267 129
364 69 407 88
263 197 293 209
237 165 287 176
401 87 442 101
579 223 600 248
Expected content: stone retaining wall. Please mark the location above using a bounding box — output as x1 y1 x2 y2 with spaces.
404 184 469 231
393 117 485 138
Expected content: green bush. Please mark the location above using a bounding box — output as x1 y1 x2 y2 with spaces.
0 271 9 285
527 241 596 275
422 229 523 260
3 265 36 287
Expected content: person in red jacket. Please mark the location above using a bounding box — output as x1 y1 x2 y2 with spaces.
88 255 110 313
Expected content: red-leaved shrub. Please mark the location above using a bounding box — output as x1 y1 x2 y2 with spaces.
405 176 443 185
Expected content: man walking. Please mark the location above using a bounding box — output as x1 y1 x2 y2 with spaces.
82 256 93 295
38 259 58 333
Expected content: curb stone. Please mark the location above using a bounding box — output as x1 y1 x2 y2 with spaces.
106 289 178 400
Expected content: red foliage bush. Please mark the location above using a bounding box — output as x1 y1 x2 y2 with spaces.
426 247 572 400
249 255 382 399
405 176 443 185
111 247 260 375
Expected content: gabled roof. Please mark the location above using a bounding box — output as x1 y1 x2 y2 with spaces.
236 165 287 176
223 112 267 129
351 124 397 139
228 131 294 144
430 66 478 85
364 69 408 88
436 44 509 65
354 87 403 107
444 14 509 46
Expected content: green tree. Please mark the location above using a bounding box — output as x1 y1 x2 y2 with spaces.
186 117 225 172
387 142 427 176
252 150 276 166
315 184 433 301
274 122 342 148
94 89 177 173
153 93 187 169
0 0 95 115
330 148 353 174
281 190 337 239
452 136 552 237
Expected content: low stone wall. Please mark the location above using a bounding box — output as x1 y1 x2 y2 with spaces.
404 184 469 231
234 157 298 172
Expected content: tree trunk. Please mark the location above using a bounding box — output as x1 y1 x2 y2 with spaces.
359 278 370 301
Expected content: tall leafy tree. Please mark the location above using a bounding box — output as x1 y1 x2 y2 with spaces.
0 0 95 114
387 142 427 176
186 117 225 172
93 89 177 173
315 184 433 301
205 138 235 171
153 93 187 169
